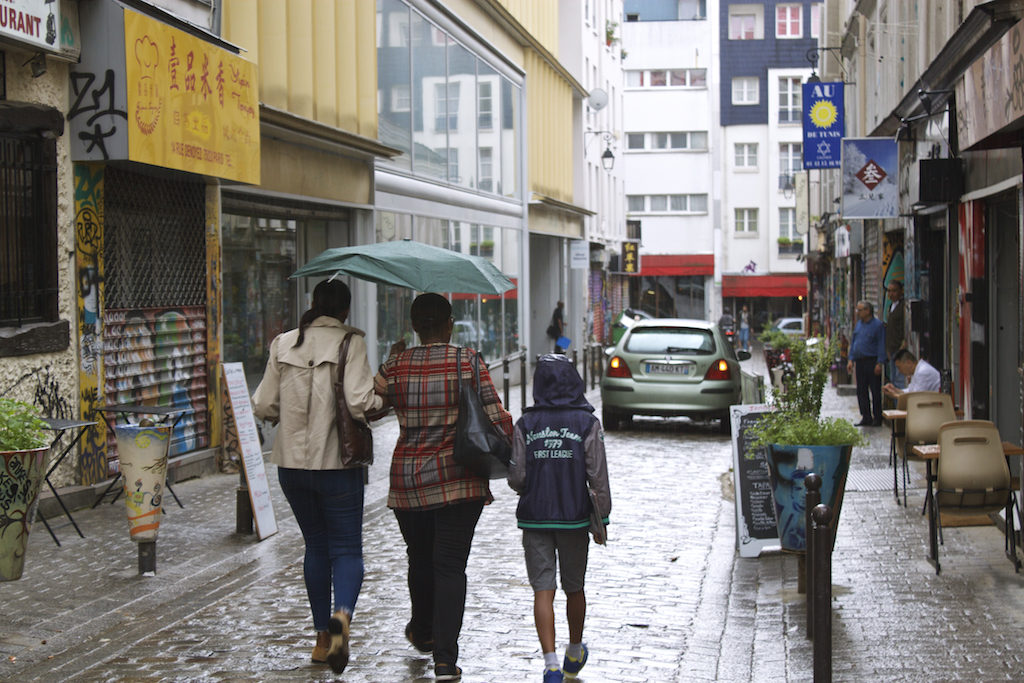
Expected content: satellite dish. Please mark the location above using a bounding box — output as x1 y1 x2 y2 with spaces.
588 88 608 111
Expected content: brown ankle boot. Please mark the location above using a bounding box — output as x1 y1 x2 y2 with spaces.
312 630 330 663
326 610 351 674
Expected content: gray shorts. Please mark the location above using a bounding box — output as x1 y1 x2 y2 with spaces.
522 528 589 593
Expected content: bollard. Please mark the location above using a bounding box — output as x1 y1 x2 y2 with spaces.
520 353 528 412
811 503 833 683
804 473 822 639
502 356 511 409
138 540 156 574
582 346 588 388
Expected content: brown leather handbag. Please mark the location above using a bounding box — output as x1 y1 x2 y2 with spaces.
334 332 373 467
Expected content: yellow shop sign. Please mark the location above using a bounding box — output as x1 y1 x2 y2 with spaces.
124 9 259 184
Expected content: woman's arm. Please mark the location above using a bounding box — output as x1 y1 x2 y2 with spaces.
252 337 281 424
343 333 385 421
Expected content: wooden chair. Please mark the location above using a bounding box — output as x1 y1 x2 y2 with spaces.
934 420 1014 574
902 392 956 509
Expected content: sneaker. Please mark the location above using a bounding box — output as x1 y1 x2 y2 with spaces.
434 662 462 681
405 621 434 653
562 643 588 678
326 610 351 674
543 667 565 682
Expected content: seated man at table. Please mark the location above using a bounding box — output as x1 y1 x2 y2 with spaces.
882 349 941 398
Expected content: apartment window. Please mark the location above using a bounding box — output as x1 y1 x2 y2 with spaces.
779 77 802 123
625 68 707 88
735 208 758 233
627 132 708 151
776 4 802 38
810 4 821 40
779 208 797 239
780 143 803 175
0 130 59 329
447 148 459 183
626 194 709 214
479 147 493 192
732 77 759 105
478 81 493 129
735 143 758 167
728 4 763 40
434 82 460 132
391 84 410 112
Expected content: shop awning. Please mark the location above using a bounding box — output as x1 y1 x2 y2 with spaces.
451 279 518 300
722 274 807 298
639 254 714 276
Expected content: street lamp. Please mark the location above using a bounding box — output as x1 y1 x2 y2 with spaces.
601 146 615 171
585 130 617 173
805 46 845 83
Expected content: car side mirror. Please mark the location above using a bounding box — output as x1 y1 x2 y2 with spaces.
736 350 751 361
604 346 615 357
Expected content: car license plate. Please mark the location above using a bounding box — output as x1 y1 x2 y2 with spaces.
646 362 692 375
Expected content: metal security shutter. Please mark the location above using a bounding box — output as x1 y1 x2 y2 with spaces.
103 167 208 462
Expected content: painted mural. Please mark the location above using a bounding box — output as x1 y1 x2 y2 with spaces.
74 164 107 485
881 232 904 324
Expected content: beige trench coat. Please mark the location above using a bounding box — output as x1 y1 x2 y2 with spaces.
252 316 384 470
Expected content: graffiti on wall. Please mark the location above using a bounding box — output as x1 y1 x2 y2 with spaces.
103 306 209 468
205 186 222 455
74 164 107 485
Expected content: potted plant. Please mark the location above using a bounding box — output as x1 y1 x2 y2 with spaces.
750 339 865 552
0 398 50 581
605 19 619 47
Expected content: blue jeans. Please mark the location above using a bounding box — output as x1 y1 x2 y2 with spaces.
278 467 365 631
739 326 750 351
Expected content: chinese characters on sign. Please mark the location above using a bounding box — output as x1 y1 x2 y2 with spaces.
621 242 639 274
802 82 844 169
841 138 898 219
124 8 259 184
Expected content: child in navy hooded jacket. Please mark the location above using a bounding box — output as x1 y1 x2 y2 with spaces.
508 354 611 682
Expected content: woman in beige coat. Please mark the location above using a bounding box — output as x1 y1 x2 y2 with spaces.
252 279 384 675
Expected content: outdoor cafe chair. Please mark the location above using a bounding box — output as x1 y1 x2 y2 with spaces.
934 420 1014 573
902 391 957 509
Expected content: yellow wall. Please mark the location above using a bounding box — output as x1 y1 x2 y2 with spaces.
497 0 559 53
526 51 574 203
222 0 377 138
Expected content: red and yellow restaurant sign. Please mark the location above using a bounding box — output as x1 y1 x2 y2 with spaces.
124 9 259 184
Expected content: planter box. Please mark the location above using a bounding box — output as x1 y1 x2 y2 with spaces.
766 443 853 552
0 446 49 581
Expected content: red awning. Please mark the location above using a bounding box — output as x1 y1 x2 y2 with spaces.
639 254 714 276
722 274 807 298
450 278 518 301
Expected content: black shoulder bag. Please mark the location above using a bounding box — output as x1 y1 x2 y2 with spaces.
453 347 511 479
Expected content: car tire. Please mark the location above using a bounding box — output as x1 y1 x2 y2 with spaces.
602 407 619 431
718 414 731 435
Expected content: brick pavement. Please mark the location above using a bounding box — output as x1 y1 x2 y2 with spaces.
2 351 1023 681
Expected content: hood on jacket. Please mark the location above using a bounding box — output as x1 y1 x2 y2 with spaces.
529 353 593 412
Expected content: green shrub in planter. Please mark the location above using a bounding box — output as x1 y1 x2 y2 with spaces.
0 398 48 452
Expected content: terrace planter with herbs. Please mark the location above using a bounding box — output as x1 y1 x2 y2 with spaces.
751 340 864 552
0 399 50 581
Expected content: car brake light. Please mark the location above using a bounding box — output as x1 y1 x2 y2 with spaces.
704 359 731 380
607 356 632 378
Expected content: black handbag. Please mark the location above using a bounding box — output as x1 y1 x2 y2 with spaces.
453 347 511 479
334 332 374 467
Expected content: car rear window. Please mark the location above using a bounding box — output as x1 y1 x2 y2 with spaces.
625 327 716 355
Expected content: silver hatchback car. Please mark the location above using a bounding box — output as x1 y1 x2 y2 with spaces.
599 318 751 432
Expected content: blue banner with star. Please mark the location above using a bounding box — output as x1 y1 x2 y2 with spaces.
802 82 844 169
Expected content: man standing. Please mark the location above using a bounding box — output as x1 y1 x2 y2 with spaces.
885 280 906 389
847 300 886 426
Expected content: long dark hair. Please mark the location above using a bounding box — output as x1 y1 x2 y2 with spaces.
295 279 351 347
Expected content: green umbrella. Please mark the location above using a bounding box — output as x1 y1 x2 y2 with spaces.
289 239 515 295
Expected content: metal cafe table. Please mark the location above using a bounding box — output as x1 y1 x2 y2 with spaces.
92 403 192 509
37 418 97 546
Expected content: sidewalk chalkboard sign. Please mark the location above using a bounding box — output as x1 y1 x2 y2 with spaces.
731 404 780 557
223 363 278 540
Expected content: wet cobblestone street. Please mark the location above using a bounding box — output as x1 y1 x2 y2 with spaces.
3 355 1023 681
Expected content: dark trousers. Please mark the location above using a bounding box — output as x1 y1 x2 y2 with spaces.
854 358 883 423
393 499 485 667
